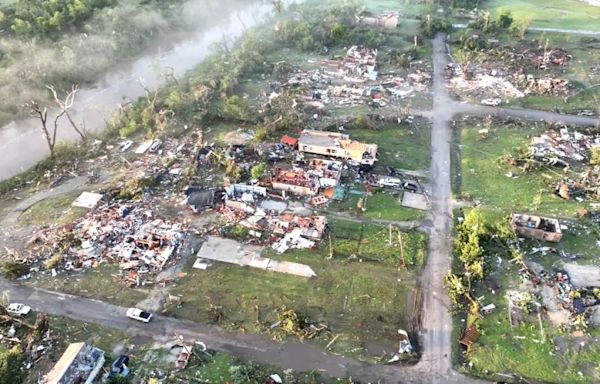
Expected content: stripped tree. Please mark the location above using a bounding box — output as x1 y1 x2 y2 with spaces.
27 100 58 159
46 84 86 140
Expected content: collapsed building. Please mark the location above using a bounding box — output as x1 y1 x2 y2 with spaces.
26 199 188 286
530 129 597 163
44 343 105 384
271 168 319 196
321 45 379 82
511 213 563 242
297 130 378 165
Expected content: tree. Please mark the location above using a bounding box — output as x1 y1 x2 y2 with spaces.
224 160 242 182
250 163 267 180
0 346 24 384
27 100 64 159
495 9 513 29
46 85 86 140
446 272 473 306
0 261 29 280
420 14 451 38
230 361 270 384
510 17 531 39
108 376 129 384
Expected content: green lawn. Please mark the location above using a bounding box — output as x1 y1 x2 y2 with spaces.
466 301 600 383
457 121 589 217
484 0 600 31
167 222 426 360
350 123 431 171
31 265 149 308
18 193 87 226
364 191 427 221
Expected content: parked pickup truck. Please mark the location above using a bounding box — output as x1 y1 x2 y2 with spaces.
126 308 153 323
7 303 31 316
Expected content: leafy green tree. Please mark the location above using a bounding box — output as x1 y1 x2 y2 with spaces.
230 361 269 384
0 262 29 280
495 9 513 29
250 163 267 180
420 15 451 38
0 346 24 384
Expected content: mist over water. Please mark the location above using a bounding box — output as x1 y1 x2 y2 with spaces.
0 0 276 180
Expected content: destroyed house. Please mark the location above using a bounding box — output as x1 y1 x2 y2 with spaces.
511 213 563 242
272 214 327 239
298 130 378 165
185 187 225 212
45 343 105 384
307 158 342 187
271 168 319 196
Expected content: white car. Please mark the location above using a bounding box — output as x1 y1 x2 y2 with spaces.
126 308 153 323
378 176 401 188
7 303 31 316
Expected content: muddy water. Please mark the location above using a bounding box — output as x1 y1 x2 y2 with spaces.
0 0 277 181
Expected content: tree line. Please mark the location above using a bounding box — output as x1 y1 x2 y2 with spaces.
0 0 117 39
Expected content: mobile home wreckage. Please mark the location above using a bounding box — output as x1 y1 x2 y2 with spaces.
297 129 378 165
511 213 563 242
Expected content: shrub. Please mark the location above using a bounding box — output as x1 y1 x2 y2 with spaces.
250 163 267 180
0 262 29 280
44 254 62 270
0 346 24 384
420 15 452 38
495 9 514 29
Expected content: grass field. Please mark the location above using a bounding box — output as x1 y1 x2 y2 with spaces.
168 221 426 360
484 0 600 31
31 265 149 308
456 120 589 217
465 298 600 383
18 193 87 226
350 123 431 171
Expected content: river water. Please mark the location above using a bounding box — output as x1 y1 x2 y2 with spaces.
0 0 276 181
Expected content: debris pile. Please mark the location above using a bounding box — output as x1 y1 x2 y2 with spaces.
27 200 187 285
554 166 600 201
279 46 430 110
445 45 572 103
320 45 379 82
530 129 597 163
270 307 328 341
520 128 600 201
448 72 525 100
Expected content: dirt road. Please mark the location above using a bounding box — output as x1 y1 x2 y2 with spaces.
413 33 457 382
0 278 471 383
455 103 598 127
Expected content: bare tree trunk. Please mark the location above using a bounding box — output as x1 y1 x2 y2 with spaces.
27 101 55 158
46 85 86 141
